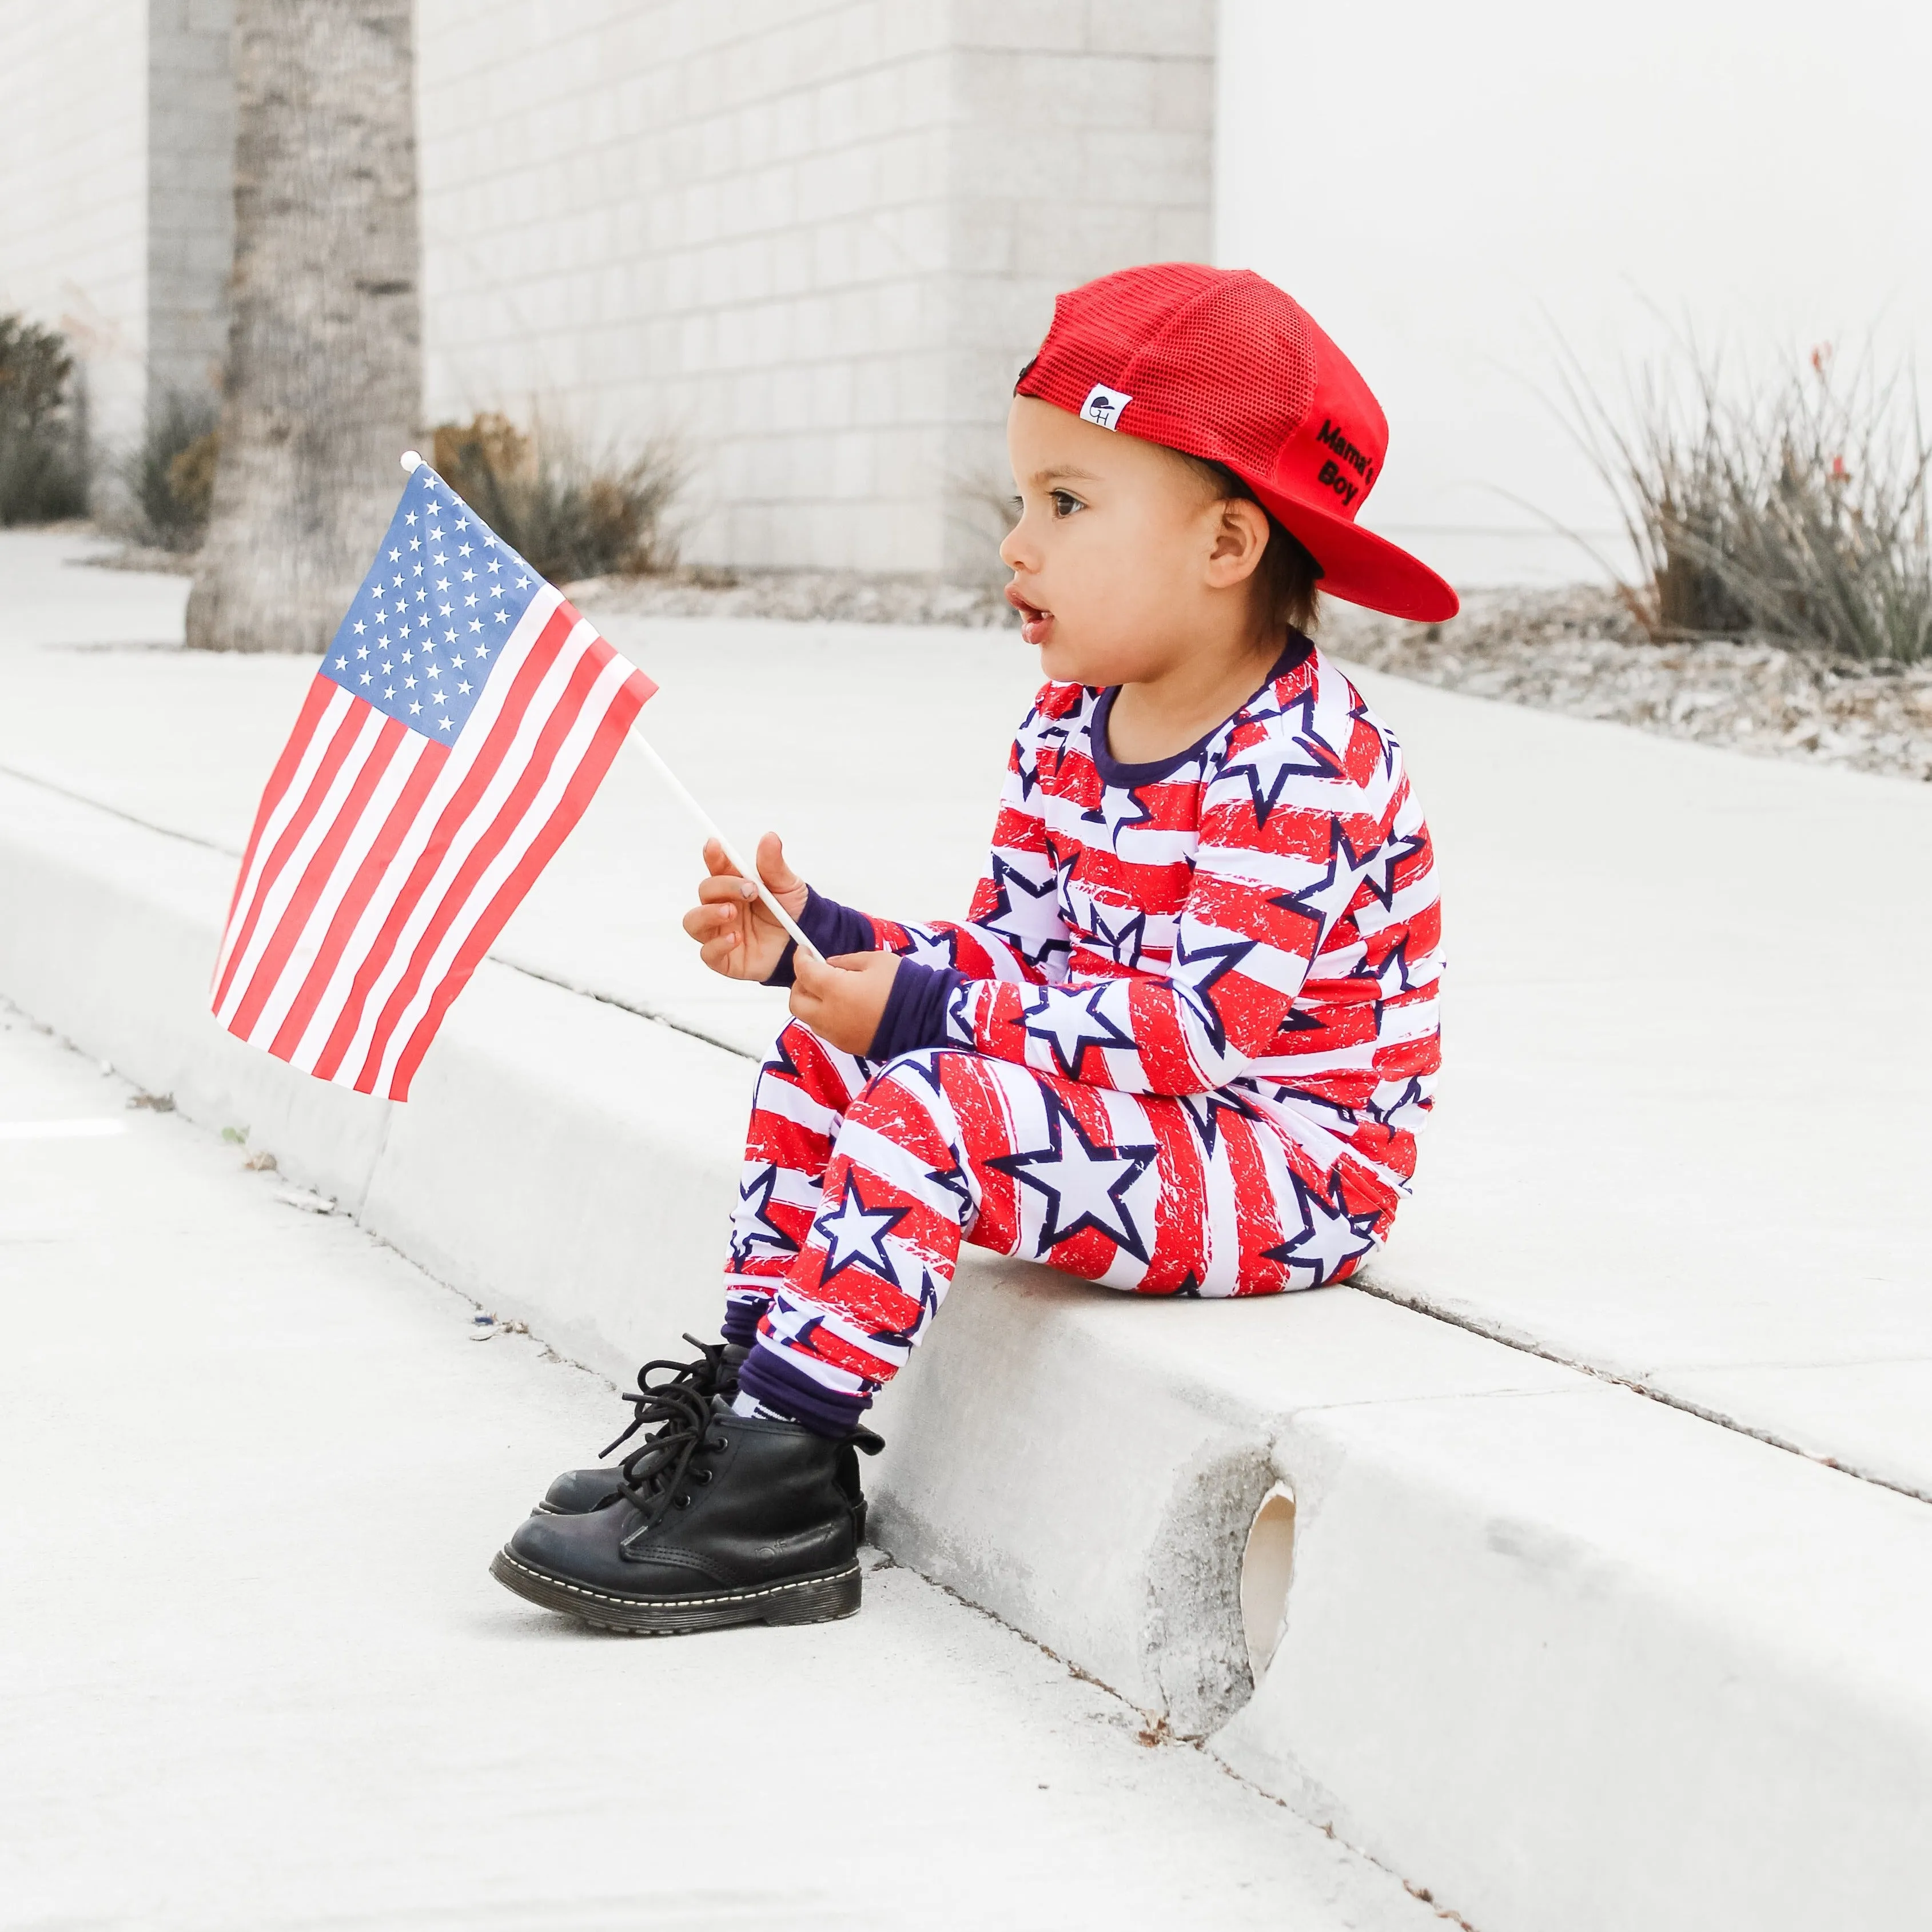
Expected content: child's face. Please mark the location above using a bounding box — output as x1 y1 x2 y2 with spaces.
1001 396 1265 687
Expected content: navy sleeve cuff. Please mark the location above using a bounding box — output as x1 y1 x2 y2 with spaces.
866 959 969 1060
763 885 879 987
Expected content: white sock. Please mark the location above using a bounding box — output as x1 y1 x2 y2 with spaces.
730 1389 788 1421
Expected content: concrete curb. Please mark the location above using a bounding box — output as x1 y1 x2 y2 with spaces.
6 768 1930 1932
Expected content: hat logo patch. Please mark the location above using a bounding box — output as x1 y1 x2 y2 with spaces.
1080 384 1132 431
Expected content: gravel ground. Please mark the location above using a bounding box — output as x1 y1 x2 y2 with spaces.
557 574 1932 785
73 535 1932 781
79 543 1016 626
70 532 196 574
1322 584 1932 784
561 564 1015 627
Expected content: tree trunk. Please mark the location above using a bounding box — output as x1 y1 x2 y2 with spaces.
186 0 420 654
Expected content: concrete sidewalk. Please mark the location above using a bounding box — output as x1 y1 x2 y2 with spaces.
0 1006 1438 1932
5 529 1932 1931
5 529 1929 1495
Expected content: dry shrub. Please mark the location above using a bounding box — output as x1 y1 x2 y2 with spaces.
169 427 220 527
1565 338 1932 663
119 389 220 550
0 314 89 523
431 412 682 583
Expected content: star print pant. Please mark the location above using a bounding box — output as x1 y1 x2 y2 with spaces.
723 1018 1388 1431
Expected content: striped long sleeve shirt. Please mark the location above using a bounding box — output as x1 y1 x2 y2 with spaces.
786 639 1441 1228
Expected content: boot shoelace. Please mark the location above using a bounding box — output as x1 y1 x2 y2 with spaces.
597 1335 732 1460
612 1382 727 1530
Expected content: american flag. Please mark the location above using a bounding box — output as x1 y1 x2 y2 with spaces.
210 461 657 1100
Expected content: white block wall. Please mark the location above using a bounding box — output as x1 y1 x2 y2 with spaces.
418 0 1214 578
0 0 150 455
1 0 1210 569
147 0 235 409
0 0 232 472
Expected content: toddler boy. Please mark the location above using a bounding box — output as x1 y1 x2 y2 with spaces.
491 264 1454 1634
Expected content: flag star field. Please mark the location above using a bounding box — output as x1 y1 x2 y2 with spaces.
321 467 543 742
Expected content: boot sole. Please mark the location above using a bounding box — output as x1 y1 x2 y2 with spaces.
489 1548 862 1634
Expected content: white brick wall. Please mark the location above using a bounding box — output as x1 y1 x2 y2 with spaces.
0 0 1211 568
0 0 150 455
937 0 1214 573
419 0 1214 577
147 0 235 409
0 0 233 476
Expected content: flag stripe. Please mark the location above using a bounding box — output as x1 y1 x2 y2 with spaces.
266 736 447 1063
250 722 437 1057
228 716 412 1043
381 658 652 1097
308 598 586 1082
356 635 623 1092
212 679 355 1005
215 697 380 1022
281 594 572 1073
216 673 338 973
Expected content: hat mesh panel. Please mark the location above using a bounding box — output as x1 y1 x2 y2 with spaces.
1129 276 1317 479
1026 265 1320 483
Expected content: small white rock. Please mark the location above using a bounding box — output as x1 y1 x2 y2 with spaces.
273 1186 336 1215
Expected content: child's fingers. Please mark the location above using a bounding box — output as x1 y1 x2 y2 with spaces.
755 830 802 896
798 946 865 978
695 873 760 906
701 838 739 879
682 902 739 942
698 906 749 968
792 949 845 995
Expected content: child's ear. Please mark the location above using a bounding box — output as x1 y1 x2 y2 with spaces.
1204 496 1271 590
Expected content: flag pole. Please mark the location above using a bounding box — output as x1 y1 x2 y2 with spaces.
396 450 821 966
623 726 822 963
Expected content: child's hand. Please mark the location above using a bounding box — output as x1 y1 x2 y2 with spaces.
789 949 901 1056
683 832 810 983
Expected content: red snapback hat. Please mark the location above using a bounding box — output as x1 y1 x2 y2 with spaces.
1015 263 1457 623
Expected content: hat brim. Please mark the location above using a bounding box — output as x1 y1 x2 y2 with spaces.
1253 483 1459 623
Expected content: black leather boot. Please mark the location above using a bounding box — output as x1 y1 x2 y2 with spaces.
492 1389 883 1635
533 1337 747 1516
535 1340 873 1540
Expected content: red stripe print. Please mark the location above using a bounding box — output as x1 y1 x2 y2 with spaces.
385 666 652 1097
214 695 368 1017
266 734 447 1061
352 637 615 1092
228 716 409 1042
218 674 336 946
309 604 581 1082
